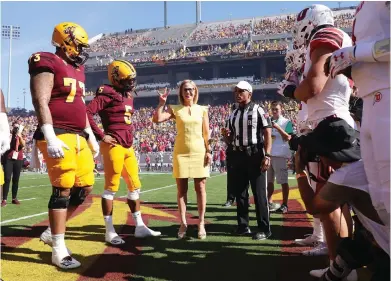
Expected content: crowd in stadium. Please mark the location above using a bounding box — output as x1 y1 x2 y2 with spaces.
6 100 300 159
88 10 354 56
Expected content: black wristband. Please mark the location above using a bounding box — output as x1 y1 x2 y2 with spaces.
283 84 297 99
265 153 272 158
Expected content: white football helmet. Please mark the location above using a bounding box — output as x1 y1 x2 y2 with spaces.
293 4 334 47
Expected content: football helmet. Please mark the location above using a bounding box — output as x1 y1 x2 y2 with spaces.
293 4 334 47
108 60 137 92
52 22 90 66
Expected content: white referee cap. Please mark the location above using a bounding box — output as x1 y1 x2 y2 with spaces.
235 81 253 93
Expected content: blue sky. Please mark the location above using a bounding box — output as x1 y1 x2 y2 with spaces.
1 1 358 110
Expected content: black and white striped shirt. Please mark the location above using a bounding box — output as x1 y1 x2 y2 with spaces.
228 102 271 147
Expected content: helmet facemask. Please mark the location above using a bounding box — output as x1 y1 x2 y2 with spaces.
119 77 137 92
63 29 90 66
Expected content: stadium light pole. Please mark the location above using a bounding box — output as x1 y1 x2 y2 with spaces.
2 25 21 108
23 88 26 110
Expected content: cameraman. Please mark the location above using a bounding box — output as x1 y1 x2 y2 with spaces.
293 117 389 280
1 121 25 206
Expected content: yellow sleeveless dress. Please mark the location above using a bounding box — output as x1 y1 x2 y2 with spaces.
170 104 210 179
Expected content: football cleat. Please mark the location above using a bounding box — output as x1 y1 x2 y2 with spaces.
52 251 81 270
135 225 161 238
302 242 328 256
295 234 323 246
105 232 125 245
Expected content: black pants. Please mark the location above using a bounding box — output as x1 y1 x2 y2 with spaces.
226 148 249 202
232 150 270 233
226 148 235 202
2 158 23 201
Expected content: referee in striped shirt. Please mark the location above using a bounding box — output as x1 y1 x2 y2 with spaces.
225 81 272 240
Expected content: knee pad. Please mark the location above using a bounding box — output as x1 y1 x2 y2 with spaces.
48 193 69 210
69 188 88 206
127 189 140 201
102 190 116 200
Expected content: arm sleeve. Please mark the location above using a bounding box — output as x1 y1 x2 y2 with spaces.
86 95 110 140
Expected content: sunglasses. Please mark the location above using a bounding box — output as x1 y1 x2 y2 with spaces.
184 88 195 92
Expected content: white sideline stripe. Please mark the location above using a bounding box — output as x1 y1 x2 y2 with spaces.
2 174 224 224
20 184 49 189
119 174 225 198
18 198 36 202
1 212 48 225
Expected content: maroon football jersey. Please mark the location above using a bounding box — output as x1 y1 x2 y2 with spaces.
28 52 87 133
87 85 135 148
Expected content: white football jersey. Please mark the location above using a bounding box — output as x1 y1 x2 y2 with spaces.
351 1 390 97
303 27 354 126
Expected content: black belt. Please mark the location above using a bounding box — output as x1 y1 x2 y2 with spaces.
232 144 263 155
33 127 88 141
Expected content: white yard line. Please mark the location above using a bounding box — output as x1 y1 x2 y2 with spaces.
4 174 225 224
18 198 36 202
1 212 48 225
20 184 49 189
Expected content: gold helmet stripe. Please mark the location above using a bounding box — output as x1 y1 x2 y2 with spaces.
117 60 136 75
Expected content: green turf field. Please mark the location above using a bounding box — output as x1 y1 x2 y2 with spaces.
1 172 333 281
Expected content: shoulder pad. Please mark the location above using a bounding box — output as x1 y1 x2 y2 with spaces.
310 27 344 55
95 85 123 102
28 52 59 75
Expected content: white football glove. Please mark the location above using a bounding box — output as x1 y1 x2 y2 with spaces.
84 127 100 158
0 112 10 155
277 80 296 97
41 124 69 158
328 46 356 79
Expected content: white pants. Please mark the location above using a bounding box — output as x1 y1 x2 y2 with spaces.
328 160 390 256
361 89 390 226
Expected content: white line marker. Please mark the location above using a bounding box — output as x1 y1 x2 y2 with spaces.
1 212 48 225
18 198 36 202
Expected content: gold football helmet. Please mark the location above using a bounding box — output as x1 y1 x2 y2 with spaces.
108 60 137 91
52 22 90 66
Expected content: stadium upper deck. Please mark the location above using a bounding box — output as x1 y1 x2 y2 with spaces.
86 6 355 60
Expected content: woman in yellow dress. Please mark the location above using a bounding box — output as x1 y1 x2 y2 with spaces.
152 80 211 239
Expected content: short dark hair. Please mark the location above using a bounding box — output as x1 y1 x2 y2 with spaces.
271 101 283 108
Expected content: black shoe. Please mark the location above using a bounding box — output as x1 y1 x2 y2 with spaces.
235 226 251 236
222 200 233 207
275 204 288 214
252 231 272 240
